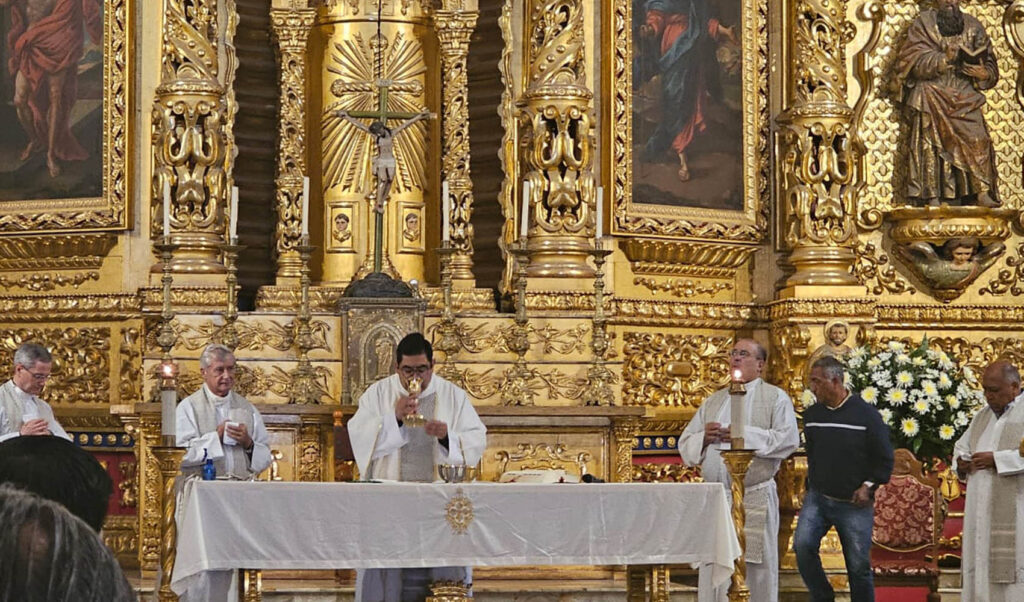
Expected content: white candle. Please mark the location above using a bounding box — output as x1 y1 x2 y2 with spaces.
442 180 451 243
301 176 310 237
520 181 530 240
229 186 239 242
162 180 171 239
595 186 603 241
730 368 746 447
160 363 176 438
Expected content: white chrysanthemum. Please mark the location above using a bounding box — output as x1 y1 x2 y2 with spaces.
913 399 929 414
957 383 972 399
896 371 914 387
888 341 905 352
878 352 892 363
867 357 882 369
862 387 879 404
880 409 893 424
912 357 927 367
800 389 816 408
938 373 952 390
848 357 863 370
956 411 969 427
850 347 867 359
946 394 961 409
895 353 911 364
922 381 938 397
963 366 977 385
901 417 919 436
887 389 907 405
939 425 955 440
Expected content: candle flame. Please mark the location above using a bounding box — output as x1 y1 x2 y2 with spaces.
732 369 742 381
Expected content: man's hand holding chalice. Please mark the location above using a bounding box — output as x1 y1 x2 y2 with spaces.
396 376 427 427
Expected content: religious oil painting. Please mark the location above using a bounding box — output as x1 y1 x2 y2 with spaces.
612 0 767 241
0 0 130 234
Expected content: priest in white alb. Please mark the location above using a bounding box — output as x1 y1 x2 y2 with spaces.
955 360 1024 602
0 342 70 442
678 338 799 602
348 332 487 602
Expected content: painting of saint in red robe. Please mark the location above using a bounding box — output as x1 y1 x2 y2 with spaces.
0 0 103 200
633 0 742 209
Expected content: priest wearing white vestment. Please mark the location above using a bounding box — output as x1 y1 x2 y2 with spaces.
0 342 69 442
176 344 271 479
679 339 799 602
954 361 1024 602
349 332 487 602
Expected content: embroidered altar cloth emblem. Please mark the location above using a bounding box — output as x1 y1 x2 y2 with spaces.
445 488 473 535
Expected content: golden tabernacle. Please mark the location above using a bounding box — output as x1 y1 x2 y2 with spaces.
0 0 1021 599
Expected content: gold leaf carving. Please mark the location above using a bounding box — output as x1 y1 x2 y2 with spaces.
632 463 703 483
145 318 330 353
119 327 143 403
0 328 110 406
852 241 916 295
494 443 591 478
0 272 99 292
633 277 733 298
118 461 138 508
980 242 1024 296
429 322 593 356
622 333 731 407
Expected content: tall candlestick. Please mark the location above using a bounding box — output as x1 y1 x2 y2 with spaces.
301 176 310 237
160 364 176 438
520 181 530 240
162 180 171 238
595 186 603 241
442 180 451 243
229 186 239 242
730 368 746 447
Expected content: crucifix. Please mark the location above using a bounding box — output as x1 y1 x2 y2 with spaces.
335 78 433 274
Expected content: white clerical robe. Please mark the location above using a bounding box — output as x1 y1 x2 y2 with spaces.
176 384 272 478
678 378 799 602
954 394 1024 602
0 380 71 442
348 374 487 601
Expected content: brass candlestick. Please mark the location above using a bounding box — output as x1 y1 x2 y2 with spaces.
721 449 755 602
582 240 614 406
220 239 244 350
289 238 318 404
153 445 186 602
434 242 461 382
501 239 534 406
154 239 179 368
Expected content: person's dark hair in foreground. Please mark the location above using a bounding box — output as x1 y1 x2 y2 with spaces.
0 484 134 602
0 435 112 532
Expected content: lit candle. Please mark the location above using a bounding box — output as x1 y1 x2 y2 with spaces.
730 368 746 447
162 180 171 239
301 176 310 237
442 180 451 243
229 186 239 243
595 186 604 242
520 181 530 240
160 363 176 438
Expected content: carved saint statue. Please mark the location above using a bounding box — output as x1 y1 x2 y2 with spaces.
335 111 431 214
806 321 853 383
896 236 1004 291
893 0 1000 207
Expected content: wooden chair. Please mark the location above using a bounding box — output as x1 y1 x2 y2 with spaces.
871 448 945 602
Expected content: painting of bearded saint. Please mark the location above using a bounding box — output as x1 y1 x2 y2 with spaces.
0 0 103 201
632 0 743 209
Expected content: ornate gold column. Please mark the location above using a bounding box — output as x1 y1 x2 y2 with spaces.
151 0 230 275
270 2 316 283
318 3 433 285
611 417 639 483
519 0 596 278
775 0 860 290
434 2 479 285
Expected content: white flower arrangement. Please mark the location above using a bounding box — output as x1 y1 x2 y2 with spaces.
844 338 985 461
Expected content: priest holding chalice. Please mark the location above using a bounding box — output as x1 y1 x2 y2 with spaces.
348 332 487 601
678 339 799 602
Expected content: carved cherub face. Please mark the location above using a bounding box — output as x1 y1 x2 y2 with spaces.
827 324 848 347
951 245 974 266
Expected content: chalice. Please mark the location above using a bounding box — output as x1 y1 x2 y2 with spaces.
402 376 427 427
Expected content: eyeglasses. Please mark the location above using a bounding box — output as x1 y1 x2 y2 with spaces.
20 368 51 381
399 365 431 378
729 349 761 360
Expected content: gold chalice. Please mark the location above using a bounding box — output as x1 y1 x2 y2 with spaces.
402 376 427 427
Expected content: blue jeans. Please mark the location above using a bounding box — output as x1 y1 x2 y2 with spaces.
793 489 875 602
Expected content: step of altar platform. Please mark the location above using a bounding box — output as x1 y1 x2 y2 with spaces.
780 568 963 602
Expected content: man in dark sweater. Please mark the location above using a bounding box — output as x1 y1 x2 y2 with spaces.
795 356 894 602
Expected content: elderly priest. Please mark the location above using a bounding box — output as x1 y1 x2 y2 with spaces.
955 360 1024 601
0 342 70 442
348 332 487 602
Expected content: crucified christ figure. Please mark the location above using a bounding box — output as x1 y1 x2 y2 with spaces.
335 110 432 213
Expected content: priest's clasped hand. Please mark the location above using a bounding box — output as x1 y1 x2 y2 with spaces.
424 420 447 439
395 395 419 421
18 418 50 436
959 451 996 476
702 422 731 448
217 420 254 449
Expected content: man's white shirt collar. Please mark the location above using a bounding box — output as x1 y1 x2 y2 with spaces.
12 383 34 402
203 383 231 404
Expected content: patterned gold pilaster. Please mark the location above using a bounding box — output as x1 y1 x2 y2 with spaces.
123 414 162 571
435 4 479 285
519 0 596 278
611 417 639 483
151 0 230 274
154 446 186 602
270 3 316 282
776 0 860 288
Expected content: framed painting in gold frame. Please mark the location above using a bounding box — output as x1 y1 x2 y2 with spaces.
608 0 768 243
0 0 131 234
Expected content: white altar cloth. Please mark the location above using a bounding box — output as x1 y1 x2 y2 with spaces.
171 480 740 600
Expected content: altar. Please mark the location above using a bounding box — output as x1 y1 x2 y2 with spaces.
171 480 740 601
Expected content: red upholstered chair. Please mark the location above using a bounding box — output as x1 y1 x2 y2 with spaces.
871 448 945 602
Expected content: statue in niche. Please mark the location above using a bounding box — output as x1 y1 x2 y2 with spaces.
895 236 1004 294
372 335 394 382
806 321 853 383
892 0 1000 208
